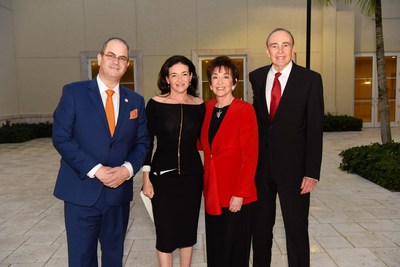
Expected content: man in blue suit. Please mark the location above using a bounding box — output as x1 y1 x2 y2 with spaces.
52 37 149 267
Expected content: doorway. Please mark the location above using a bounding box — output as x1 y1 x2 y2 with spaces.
354 54 398 127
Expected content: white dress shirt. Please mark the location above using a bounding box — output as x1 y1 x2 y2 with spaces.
265 61 293 111
87 75 134 179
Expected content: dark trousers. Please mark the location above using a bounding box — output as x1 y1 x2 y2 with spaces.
252 180 310 267
64 188 130 267
206 203 253 267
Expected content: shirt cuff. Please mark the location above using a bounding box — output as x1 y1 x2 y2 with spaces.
122 162 134 180
142 165 151 172
88 164 102 178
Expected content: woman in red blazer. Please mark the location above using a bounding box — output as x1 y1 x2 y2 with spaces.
200 56 258 267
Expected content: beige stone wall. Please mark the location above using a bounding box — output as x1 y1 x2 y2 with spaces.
0 0 19 121
1 0 399 124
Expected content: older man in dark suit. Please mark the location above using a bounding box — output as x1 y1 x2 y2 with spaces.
250 28 324 267
52 37 149 267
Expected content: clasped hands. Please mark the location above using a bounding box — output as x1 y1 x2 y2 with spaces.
95 166 130 189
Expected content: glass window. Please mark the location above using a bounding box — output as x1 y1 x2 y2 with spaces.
89 59 135 91
354 55 397 125
384 56 397 122
354 56 373 122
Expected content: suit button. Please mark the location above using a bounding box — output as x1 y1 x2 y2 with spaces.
110 144 114 149
210 154 213 158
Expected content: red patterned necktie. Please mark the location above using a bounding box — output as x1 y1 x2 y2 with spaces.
105 89 115 136
270 72 282 120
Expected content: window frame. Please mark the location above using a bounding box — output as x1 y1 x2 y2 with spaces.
80 50 144 95
354 52 399 127
192 49 250 102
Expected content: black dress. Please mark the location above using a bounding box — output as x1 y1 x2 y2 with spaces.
144 98 205 253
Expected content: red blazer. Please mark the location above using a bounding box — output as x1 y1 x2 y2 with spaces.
200 98 258 215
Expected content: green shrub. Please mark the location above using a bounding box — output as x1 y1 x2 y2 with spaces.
324 113 363 132
0 122 52 143
339 141 400 191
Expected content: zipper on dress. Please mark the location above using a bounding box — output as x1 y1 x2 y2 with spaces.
177 104 183 175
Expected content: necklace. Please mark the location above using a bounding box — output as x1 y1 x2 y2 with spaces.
215 98 233 119
216 109 223 118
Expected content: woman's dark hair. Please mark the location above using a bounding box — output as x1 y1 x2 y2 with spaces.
157 55 198 97
206 56 239 85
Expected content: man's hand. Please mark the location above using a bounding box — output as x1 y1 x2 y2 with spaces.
300 177 318 194
95 166 112 182
96 166 130 188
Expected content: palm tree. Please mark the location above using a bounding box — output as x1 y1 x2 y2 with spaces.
318 0 392 143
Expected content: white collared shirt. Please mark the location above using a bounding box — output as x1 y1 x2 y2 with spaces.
87 76 133 180
265 61 293 111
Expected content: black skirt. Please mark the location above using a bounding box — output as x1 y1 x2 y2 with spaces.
150 172 203 253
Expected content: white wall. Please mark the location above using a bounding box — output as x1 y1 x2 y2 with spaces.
0 0 399 123
0 0 19 121
354 0 400 53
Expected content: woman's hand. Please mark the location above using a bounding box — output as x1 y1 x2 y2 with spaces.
229 196 243 213
142 172 155 199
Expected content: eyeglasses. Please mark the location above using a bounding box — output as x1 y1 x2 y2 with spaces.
101 52 129 63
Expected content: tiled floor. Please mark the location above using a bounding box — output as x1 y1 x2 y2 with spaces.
0 127 399 267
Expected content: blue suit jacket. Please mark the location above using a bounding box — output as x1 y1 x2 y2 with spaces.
52 79 149 206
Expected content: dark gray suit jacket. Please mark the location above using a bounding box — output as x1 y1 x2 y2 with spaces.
250 62 324 187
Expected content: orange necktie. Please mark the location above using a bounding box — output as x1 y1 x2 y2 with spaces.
270 72 282 120
105 89 115 136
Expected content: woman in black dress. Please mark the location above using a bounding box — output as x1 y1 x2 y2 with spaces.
142 55 205 267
